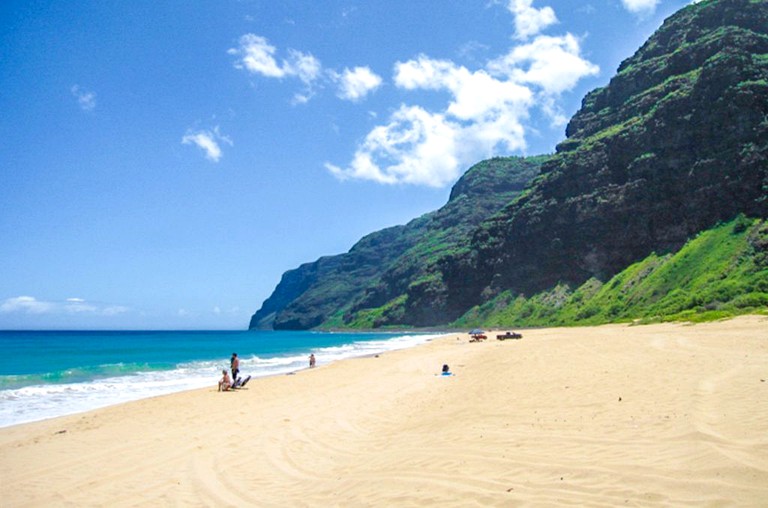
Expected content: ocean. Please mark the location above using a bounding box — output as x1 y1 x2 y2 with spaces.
0 329 441 428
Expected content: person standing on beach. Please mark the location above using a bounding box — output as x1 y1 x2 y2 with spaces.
231 353 240 382
309 353 316 368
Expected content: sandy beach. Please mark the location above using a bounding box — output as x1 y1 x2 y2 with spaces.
1 316 766 507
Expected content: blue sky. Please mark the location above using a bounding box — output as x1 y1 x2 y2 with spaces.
1 0 697 329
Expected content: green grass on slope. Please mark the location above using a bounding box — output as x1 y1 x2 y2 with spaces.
454 216 768 328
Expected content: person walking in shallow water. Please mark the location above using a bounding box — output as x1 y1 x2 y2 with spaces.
231 352 240 382
309 353 316 368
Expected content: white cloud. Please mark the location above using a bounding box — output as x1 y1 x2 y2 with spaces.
334 66 383 102
64 299 98 313
620 0 660 15
71 85 96 112
329 29 598 187
229 34 285 77
488 34 600 95
395 56 532 121
0 296 54 314
229 34 322 104
0 296 129 316
182 126 232 162
285 49 322 84
213 305 241 315
102 305 130 316
327 105 460 187
229 6 597 188
507 0 558 40
457 40 491 61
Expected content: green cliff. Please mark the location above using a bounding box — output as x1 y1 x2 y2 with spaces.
456 216 768 327
251 0 768 330
250 156 544 329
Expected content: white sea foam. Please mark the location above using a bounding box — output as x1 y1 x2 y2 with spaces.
0 332 442 428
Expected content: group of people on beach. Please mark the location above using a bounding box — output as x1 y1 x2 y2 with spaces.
218 349 455 390
218 351 318 391
218 350 453 390
218 352 251 391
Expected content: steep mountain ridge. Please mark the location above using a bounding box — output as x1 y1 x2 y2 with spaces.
250 0 768 330
250 157 544 329
439 0 768 321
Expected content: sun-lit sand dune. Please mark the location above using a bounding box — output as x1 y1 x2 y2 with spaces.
1 316 766 507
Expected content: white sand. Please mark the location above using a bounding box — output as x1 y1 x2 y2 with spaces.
1 316 766 507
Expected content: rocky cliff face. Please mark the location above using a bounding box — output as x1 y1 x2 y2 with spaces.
250 157 543 329
249 223 417 329
251 0 768 330
446 0 768 315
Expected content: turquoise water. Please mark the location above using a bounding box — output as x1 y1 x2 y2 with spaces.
0 330 440 428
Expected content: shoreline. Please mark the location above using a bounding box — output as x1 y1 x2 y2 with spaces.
1 316 766 506
0 330 451 431
0 330 443 430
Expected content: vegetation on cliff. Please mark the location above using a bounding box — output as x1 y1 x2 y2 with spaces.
251 0 768 330
455 216 768 328
451 0 768 314
250 156 544 329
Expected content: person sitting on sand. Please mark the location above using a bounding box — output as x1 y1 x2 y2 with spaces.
218 369 232 391
441 364 452 376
